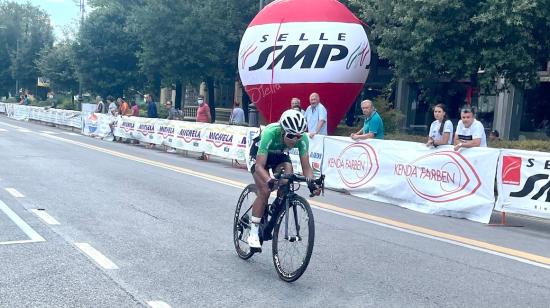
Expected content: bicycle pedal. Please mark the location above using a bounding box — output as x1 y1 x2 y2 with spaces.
250 247 262 254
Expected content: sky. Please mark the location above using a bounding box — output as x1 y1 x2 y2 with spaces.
14 0 82 40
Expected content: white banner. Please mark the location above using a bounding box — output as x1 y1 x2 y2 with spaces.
2 104 82 128
172 121 208 152
12 105 31 121
0 103 6 113
322 137 500 223
496 149 550 219
132 117 158 144
203 124 249 160
81 113 114 138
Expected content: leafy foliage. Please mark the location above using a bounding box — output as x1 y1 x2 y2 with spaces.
35 40 79 93
132 0 257 86
0 1 53 96
72 3 142 98
351 0 550 90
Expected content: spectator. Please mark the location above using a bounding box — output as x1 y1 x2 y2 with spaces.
426 103 453 147
489 130 500 142
304 92 328 138
95 96 106 113
453 107 487 151
146 94 158 118
131 101 140 117
196 95 211 160
164 100 178 153
118 98 130 116
229 101 246 125
104 98 118 142
107 96 118 115
196 95 211 123
350 100 384 140
165 100 178 120
291 97 304 114
19 94 30 105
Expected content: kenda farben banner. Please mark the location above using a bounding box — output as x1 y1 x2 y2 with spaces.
322 137 500 223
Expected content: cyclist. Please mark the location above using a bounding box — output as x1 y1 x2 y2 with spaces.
248 109 321 249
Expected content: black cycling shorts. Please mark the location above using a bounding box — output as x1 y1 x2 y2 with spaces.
251 152 292 174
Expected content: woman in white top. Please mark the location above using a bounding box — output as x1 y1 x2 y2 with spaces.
426 103 453 147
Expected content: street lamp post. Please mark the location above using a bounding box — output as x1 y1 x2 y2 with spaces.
260 0 264 10
15 38 19 96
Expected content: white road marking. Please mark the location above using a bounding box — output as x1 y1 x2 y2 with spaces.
5 188 24 198
75 243 119 270
147 301 172 308
0 122 23 129
0 200 46 244
312 204 550 270
30 209 60 225
63 132 80 136
0 128 7 132
40 130 58 135
17 128 32 133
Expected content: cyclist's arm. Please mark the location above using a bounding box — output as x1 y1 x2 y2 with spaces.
299 154 314 179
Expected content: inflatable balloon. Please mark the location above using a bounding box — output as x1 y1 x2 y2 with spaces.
238 0 370 133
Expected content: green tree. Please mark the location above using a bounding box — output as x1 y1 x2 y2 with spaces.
133 0 257 86
0 1 53 96
73 3 143 98
473 0 550 89
35 40 79 93
351 0 550 91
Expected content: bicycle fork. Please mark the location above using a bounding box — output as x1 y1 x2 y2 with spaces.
284 198 302 242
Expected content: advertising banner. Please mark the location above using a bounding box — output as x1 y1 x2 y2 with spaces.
203 124 249 160
322 137 499 223
81 113 114 138
0 102 5 113
12 105 31 121
496 149 550 219
132 117 158 144
172 121 207 152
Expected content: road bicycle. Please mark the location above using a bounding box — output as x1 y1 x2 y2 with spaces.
233 172 324 282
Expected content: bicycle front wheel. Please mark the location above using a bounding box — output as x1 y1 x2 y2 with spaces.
233 184 257 260
272 195 315 282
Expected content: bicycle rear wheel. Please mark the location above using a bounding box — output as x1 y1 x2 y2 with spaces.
233 184 257 259
272 195 315 282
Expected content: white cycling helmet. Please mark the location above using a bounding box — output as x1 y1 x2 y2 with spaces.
279 109 307 135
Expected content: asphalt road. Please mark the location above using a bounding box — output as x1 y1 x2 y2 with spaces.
1 116 550 308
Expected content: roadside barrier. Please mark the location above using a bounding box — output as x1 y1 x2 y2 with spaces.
1 103 549 223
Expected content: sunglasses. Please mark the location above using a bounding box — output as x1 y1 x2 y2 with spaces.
285 133 301 140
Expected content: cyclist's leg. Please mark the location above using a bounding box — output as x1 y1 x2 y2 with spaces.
251 170 269 218
248 167 270 249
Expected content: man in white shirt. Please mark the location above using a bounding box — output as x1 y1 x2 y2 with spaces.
304 92 328 138
453 107 487 151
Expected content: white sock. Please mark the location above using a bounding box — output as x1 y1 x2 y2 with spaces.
250 222 259 236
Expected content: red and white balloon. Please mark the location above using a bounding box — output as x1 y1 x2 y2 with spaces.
238 0 370 133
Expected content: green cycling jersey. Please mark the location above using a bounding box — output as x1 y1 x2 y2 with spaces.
257 123 309 157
